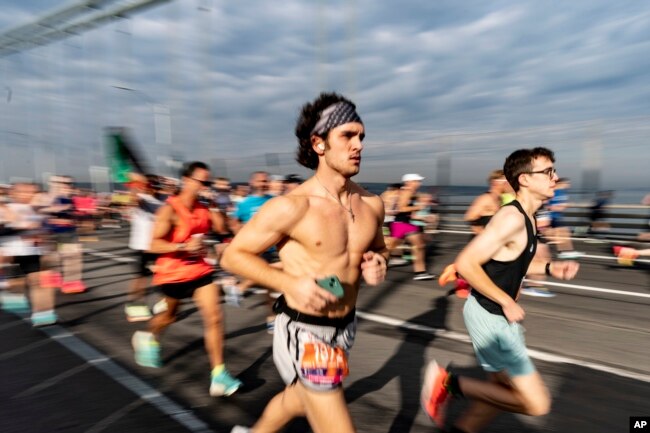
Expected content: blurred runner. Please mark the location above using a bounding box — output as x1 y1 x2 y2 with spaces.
422 147 579 433
229 171 276 329
125 174 163 322
268 174 286 196
464 170 507 235
132 161 242 397
225 92 387 433
387 174 435 280
0 183 56 326
40 176 86 294
547 178 581 258
284 174 303 194
380 183 407 266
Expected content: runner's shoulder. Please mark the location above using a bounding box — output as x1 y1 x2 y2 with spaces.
491 205 525 231
258 194 310 221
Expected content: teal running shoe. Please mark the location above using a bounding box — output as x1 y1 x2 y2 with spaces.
31 310 58 327
210 369 242 397
1 292 30 313
132 331 162 368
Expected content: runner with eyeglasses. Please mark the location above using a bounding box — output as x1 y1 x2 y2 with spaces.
422 147 580 433
131 161 242 397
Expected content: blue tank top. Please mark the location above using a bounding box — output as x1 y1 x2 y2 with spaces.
471 200 537 316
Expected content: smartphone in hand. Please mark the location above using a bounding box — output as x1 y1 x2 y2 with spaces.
316 276 345 299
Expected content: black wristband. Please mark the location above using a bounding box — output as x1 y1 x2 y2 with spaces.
545 262 552 276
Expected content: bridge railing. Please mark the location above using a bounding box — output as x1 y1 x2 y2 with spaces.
435 201 650 240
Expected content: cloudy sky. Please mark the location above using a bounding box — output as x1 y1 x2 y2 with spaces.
1 0 649 191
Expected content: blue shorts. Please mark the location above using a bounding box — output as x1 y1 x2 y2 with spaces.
463 295 535 377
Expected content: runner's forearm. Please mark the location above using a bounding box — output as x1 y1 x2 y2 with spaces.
149 239 185 254
221 249 296 295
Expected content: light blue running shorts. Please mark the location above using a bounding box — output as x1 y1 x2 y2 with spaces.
462 294 535 377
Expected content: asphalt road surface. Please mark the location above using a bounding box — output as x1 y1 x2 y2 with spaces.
1 227 649 433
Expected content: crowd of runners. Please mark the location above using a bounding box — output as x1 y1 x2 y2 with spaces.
1 92 649 433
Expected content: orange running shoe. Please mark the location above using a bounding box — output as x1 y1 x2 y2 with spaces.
421 359 450 427
614 246 638 266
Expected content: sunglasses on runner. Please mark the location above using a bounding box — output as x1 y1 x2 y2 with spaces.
525 167 556 179
191 178 212 187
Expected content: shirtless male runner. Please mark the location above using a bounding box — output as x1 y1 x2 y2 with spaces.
223 92 388 433
422 147 579 433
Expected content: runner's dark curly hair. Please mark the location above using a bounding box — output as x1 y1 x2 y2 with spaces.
294 92 357 169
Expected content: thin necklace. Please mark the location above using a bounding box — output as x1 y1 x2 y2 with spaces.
315 175 355 222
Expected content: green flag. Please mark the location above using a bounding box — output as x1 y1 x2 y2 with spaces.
105 127 148 183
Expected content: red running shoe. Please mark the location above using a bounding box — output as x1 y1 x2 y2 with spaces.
61 280 87 294
421 360 450 427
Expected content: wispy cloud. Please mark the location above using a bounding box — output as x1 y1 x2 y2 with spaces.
0 0 648 189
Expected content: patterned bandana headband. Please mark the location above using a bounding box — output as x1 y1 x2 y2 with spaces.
311 101 363 136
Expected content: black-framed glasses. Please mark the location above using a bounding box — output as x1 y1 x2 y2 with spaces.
525 167 556 179
191 178 212 187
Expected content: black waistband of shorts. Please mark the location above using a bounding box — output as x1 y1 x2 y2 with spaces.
273 295 355 328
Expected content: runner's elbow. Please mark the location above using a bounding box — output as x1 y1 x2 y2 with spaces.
220 247 244 273
220 248 235 271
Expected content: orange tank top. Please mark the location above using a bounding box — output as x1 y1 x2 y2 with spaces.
153 196 213 285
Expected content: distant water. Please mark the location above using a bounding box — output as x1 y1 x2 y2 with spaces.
360 183 648 206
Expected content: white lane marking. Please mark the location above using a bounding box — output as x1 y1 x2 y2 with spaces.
84 248 136 263
438 230 650 263
524 279 650 299
0 319 27 331
13 363 92 398
84 399 147 433
0 338 52 361
40 326 214 433
435 229 472 235
355 311 650 383
578 254 650 264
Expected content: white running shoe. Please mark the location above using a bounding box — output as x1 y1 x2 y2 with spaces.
152 298 168 315
413 272 436 281
388 258 409 266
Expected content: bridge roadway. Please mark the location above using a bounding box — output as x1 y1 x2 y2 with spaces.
1 227 649 433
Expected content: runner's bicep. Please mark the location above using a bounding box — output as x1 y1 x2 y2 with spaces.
227 217 285 255
228 197 303 255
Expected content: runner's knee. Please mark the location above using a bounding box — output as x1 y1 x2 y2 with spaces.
522 392 551 416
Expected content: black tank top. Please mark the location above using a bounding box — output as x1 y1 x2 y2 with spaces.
471 200 537 316
394 195 416 223
470 215 492 227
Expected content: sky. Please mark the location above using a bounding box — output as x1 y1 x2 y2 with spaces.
1 0 649 191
